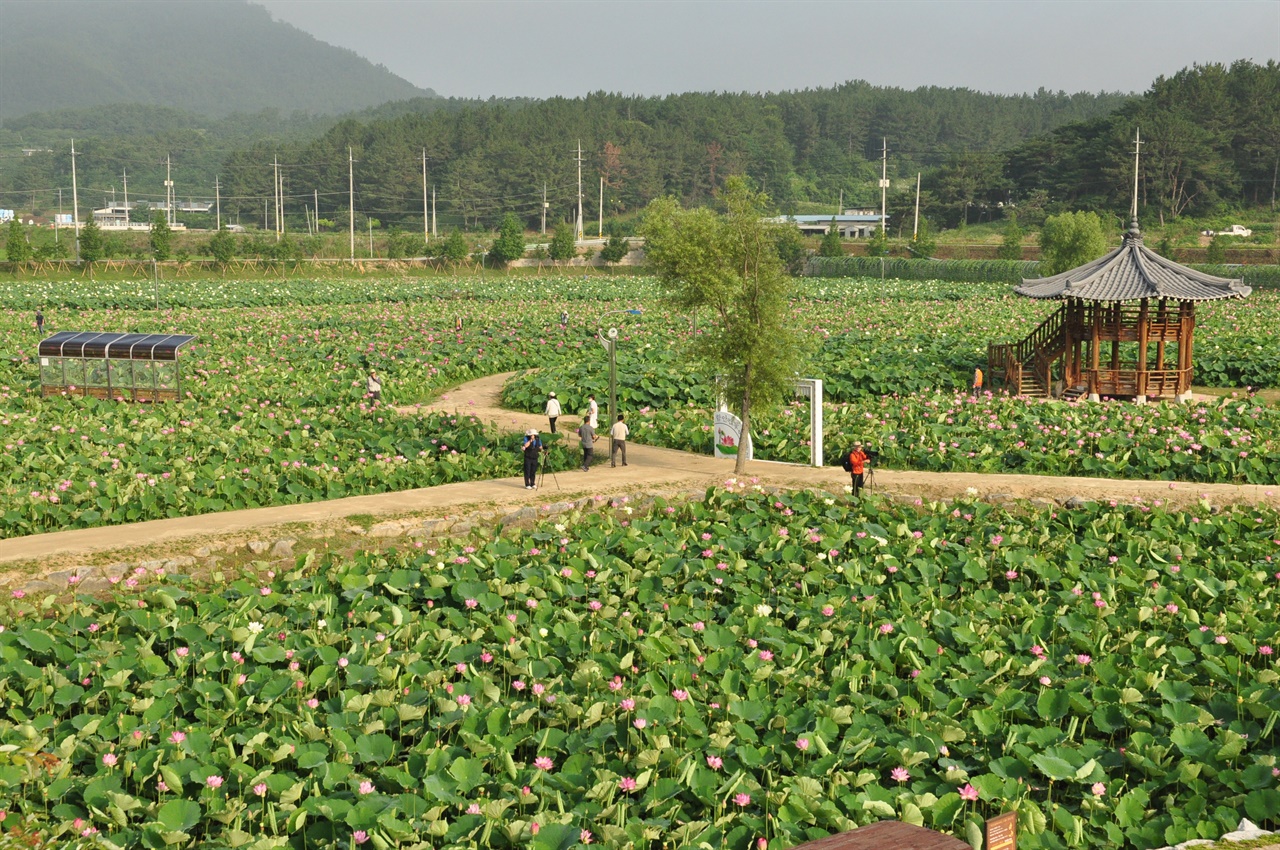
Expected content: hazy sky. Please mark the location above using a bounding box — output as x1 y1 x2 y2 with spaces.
255 0 1280 99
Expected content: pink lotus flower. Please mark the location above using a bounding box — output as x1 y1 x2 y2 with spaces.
890 767 910 783
795 738 810 751
102 753 117 767
706 755 723 769
169 731 186 744
1077 654 1092 665
633 718 647 729
618 776 637 791
758 650 774 661
206 775 224 789
733 792 751 806
254 783 267 796
353 831 369 845
672 689 689 701
358 780 374 795
534 756 554 771
879 623 894 634
960 783 979 801
580 829 593 844
1091 782 1106 796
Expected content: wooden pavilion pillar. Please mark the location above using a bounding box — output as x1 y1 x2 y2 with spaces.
1061 298 1075 394
1089 300 1102 401
1109 303 1121 373
1177 300 1196 401
1135 298 1149 401
1155 299 1168 371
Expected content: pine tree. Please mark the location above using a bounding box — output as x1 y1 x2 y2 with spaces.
997 213 1024 260
4 219 32 263
149 212 173 261
488 213 527 266
78 219 105 263
817 221 844 257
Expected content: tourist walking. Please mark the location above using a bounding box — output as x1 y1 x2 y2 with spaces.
587 394 599 429
521 428 543 489
35 309 44 335
577 418 598 471
545 392 561 433
610 413 629 467
367 370 382 403
972 366 984 395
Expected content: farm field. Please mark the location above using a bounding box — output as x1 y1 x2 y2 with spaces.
2 276 1278 539
0 274 1278 849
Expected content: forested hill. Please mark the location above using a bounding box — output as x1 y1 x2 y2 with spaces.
211 83 1131 230
0 0 431 120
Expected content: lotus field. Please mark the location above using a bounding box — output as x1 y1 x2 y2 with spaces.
0 275 1278 848
1 487 1278 848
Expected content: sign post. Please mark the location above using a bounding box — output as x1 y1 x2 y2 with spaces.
793 378 823 467
986 812 1017 850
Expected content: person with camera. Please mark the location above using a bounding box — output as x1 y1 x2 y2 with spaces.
521 428 544 490
842 442 870 499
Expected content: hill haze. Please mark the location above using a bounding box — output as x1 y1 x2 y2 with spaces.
0 0 433 122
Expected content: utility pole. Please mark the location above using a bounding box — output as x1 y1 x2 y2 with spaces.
279 169 285 237
422 148 429 245
838 189 843 215
598 176 603 238
122 169 128 227
56 188 62 243
71 139 81 261
276 156 284 240
879 138 889 234
165 155 174 226
913 172 921 241
575 140 584 240
368 219 373 257
541 182 547 236
348 147 355 263
215 176 221 230
314 189 319 232
431 186 436 238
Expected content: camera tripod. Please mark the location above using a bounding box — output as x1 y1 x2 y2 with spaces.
536 447 560 491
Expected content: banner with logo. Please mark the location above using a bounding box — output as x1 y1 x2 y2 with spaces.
713 410 752 460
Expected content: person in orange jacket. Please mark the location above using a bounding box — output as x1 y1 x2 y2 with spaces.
844 442 870 499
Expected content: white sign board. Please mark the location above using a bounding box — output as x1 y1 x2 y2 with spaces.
794 378 824 467
713 410 752 460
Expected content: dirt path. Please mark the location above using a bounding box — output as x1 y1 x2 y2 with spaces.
1 372 1277 572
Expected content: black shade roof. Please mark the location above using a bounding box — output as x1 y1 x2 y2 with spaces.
1016 225 1251 303
38 331 197 361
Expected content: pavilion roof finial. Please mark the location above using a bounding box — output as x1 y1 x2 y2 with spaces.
1128 128 1142 240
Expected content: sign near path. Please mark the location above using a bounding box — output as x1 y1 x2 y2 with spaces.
986 812 1017 850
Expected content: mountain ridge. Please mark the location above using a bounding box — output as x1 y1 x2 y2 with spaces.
0 0 434 121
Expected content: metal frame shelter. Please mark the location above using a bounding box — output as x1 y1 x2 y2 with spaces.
38 331 197 402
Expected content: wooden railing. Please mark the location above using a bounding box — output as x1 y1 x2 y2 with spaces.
1087 367 1190 398
989 305 1066 394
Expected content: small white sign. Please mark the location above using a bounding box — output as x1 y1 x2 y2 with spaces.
713 410 752 460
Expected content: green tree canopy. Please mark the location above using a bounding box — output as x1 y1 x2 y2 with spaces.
548 227 578 262
817 221 844 257
78 219 104 263
208 225 236 266
149 212 173 261
598 234 630 265
997 213 1024 261
4 219 33 263
436 231 469 265
642 177 806 474
865 227 889 258
1039 211 1108 276
488 213 527 267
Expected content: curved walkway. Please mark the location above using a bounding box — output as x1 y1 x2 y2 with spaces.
1 372 1276 568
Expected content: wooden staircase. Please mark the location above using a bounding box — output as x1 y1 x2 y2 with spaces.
988 305 1068 398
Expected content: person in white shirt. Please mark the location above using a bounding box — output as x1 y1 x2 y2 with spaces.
610 413 629 467
587 394 598 429
545 392 561 433
367 371 382 403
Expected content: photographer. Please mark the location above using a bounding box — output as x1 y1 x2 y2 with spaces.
842 442 870 499
521 428 544 490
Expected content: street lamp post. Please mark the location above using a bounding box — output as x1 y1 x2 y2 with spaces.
597 309 643 456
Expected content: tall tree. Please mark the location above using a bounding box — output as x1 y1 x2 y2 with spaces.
4 219 33 263
488 213 526 267
642 177 805 474
997 213 1024 260
817 221 844 257
78 219 105 263
1039 211 1108 276
149 211 173 261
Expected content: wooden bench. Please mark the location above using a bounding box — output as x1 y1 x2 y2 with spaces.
789 822 971 850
